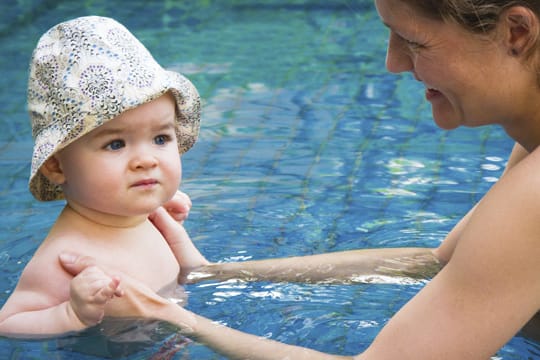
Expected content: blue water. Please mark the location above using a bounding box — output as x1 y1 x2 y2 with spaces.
0 0 537 359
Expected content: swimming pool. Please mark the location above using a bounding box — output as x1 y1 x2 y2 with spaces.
0 0 538 359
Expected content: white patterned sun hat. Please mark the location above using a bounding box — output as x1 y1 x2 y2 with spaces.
27 16 200 201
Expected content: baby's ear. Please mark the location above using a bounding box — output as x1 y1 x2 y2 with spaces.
40 156 66 185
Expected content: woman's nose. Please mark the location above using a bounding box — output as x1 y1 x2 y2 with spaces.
385 34 414 74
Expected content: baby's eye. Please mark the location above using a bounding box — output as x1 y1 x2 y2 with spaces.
154 134 171 145
105 139 125 150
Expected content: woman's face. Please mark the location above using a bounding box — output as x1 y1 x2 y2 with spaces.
375 0 516 130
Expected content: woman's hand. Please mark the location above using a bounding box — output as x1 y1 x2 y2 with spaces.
154 190 192 224
148 192 210 275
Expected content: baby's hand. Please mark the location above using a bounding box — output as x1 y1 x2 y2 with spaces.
158 190 192 223
68 265 123 327
59 252 173 321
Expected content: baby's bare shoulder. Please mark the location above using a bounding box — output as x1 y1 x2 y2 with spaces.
15 234 85 303
0 238 75 319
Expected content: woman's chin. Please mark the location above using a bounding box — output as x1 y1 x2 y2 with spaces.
432 112 461 130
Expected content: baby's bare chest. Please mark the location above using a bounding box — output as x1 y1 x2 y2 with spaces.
96 232 179 291
43 223 180 293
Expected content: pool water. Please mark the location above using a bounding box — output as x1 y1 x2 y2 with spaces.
0 0 538 359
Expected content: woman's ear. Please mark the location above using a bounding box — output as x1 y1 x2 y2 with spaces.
502 6 540 57
39 155 66 185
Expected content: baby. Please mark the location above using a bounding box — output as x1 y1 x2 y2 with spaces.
0 16 208 339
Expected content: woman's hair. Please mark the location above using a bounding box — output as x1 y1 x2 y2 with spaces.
407 1 540 83
406 1 540 34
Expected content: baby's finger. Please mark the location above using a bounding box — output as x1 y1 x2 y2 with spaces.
93 279 120 302
111 276 124 297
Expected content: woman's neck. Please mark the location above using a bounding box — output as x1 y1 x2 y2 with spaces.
501 89 540 153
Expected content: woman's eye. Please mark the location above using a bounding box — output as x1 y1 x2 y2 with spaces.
405 39 423 50
154 134 171 145
105 139 125 150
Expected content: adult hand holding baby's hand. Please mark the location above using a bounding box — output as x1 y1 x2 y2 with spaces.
59 253 180 323
60 253 123 327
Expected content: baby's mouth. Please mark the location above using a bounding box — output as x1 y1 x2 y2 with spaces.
132 179 158 187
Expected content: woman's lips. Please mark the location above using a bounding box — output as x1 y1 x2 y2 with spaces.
426 88 442 101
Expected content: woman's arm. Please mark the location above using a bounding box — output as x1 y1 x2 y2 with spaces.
434 142 529 263
160 145 528 285
154 194 441 285
163 305 352 360
188 247 441 284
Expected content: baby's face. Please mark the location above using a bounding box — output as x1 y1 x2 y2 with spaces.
54 92 182 218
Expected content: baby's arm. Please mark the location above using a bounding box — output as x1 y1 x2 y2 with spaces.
151 191 210 280
0 256 122 337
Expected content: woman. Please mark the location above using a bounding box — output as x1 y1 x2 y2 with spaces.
61 1 540 358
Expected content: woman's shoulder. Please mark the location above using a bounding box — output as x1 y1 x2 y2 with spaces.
446 142 540 307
